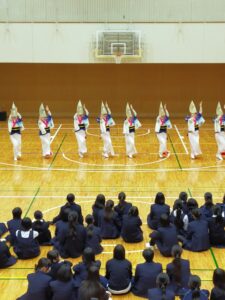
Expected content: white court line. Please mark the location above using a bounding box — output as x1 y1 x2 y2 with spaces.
174 124 189 154
50 124 62 144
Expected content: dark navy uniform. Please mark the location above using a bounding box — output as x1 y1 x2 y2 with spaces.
73 260 101 287
132 261 163 297
98 210 121 239
14 230 40 259
6 218 21 245
0 223 8 237
210 287 225 300
147 287 175 300
121 215 143 243
85 225 103 254
32 220 52 245
92 205 104 227
114 201 132 222
53 202 83 225
147 203 170 230
50 279 75 300
208 216 225 247
0 241 17 268
183 289 209 300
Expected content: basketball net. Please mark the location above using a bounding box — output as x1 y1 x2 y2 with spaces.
114 51 123 64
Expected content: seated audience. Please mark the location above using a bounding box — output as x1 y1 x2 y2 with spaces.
0 240 17 268
170 199 189 236
106 244 132 294
166 245 190 297
52 193 83 225
147 192 170 230
85 214 103 254
121 206 143 243
0 222 7 238
98 200 121 239
208 206 225 247
149 214 178 257
177 191 188 214
210 268 225 300
200 192 214 220
132 248 162 298
114 192 132 223
32 210 52 245
47 249 64 280
14 217 40 259
183 275 209 300
6 207 22 245
186 198 199 222
92 194 106 227
147 273 175 300
17 258 51 300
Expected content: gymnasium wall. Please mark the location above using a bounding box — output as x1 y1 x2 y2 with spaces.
1 23 225 63
0 63 224 117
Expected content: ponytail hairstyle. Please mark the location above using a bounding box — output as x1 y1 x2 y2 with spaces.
68 211 78 239
171 245 182 285
156 273 170 300
118 192 126 210
213 206 223 224
47 249 60 263
204 192 214 208
173 200 184 230
94 194 105 209
85 214 94 238
103 200 114 221
191 208 201 220
179 191 188 205
188 275 201 300
35 257 51 272
187 198 198 212
33 210 44 231
160 214 170 227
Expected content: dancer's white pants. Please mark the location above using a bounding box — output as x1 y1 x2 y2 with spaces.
101 132 114 156
40 133 51 156
156 132 167 155
10 133 21 159
125 133 137 156
75 130 87 154
188 131 202 156
215 132 225 155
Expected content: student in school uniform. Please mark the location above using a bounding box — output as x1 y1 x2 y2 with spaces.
0 222 8 238
6 207 22 245
149 214 178 257
8 102 24 161
52 193 83 225
47 249 64 280
73 247 101 287
92 194 106 227
186 198 199 223
166 245 191 298
177 191 189 214
183 275 209 300
200 192 214 220
53 208 69 249
147 273 175 300
170 200 189 236
210 268 225 300
155 102 172 158
32 210 52 246
85 214 103 255
147 192 170 230
98 199 121 239
208 206 225 247
0 240 17 268
114 192 132 223
121 206 143 243
17 258 52 300
180 208 210 252
54 211 86 259
106 244 132 294
50 262 75 300
78 266 110 300
14 217 40 259
216 194 225 214
38 104 54 159
132 248 163 298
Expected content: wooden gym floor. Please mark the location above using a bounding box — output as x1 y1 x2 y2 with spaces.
0 118 224 300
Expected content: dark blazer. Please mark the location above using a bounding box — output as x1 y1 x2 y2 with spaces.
92 205 104 227
14 230 40 259
147 203 170 230
132 261 163 297
183 289 209 300
166 258 190 296
85 225 103 254
147 287 175 300
78 282 109 300
106 258 132 291
50 279 75 300
121 215 143 243
210 286 225 300
200 204 214 220
114 201 132 222
32 220 52 245
53 202 83 225
55 223 86 258
150 224 178 257
0 241 17 268
52 220 69 246
6 218 21 244
183 219 210 252
73 260 101 287
0 223 8 237
98 210 121 239
208 217 225 246
17 271 52 300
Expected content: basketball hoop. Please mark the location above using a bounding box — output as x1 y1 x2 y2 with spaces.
114 52 123 64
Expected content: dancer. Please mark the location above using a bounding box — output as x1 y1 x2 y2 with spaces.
38 104 54 159
155 102 172 158
74 100 89 158
98 102 115 158
8 103 24 161
186 101 205 159
214 102 225 160
123 103 141 158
